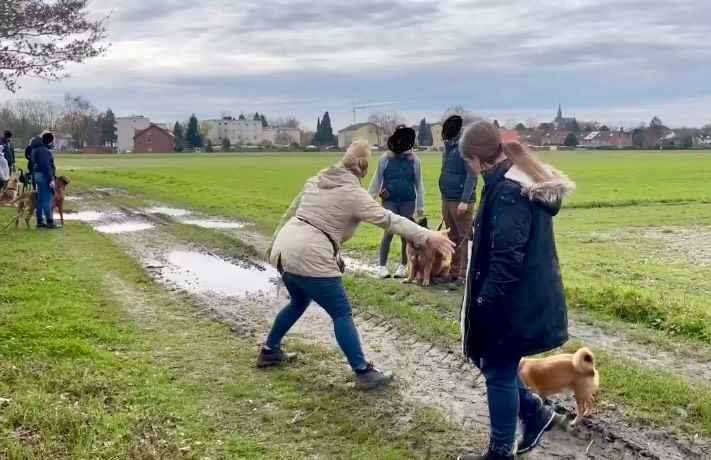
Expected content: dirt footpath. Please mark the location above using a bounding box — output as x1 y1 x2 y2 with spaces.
63 194 709 459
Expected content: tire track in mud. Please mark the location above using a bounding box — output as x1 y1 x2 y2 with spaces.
71 195 707 459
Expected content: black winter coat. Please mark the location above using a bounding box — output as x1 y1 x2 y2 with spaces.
461 161 574 359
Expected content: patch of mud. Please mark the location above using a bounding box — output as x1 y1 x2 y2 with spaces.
94 222 155 234
160 251 278 297
146 206 191 217
569 320 711 383
645 226 711 266
65 195 84 201
180 219 245 229
342 256 380 277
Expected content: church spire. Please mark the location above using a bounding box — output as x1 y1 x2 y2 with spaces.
557 101 563 121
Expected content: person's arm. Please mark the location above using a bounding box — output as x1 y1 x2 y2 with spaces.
460 160 477 203
266 189 304 258
353 187 430 245
34 148 55 181
367 155 386 197
414 158 425 212
476 189 532 306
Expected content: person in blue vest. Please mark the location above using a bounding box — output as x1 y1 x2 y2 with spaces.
368 126 425 279
439 115 477 286
31 132 61 229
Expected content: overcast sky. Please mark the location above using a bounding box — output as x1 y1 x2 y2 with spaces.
8 0 711 130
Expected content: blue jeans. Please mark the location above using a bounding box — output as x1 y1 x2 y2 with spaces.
266 272 368 371
34 172 54 225
379 200 416 266
476 356 543 454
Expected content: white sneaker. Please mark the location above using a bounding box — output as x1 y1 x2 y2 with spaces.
377 266 390 279
393 264 408 279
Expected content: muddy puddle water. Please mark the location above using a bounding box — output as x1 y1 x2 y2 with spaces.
94 222 155 234
55 211 110 222
180 219 245 229
160 251 277 297
146 207 191 217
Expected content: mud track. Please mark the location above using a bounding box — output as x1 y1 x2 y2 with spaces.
69 193 709 459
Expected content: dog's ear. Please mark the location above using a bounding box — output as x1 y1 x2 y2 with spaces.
59 176 70 186
419 216 428 228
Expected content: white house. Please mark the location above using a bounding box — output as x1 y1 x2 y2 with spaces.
262 126 301 146
204 117 263 145
117 116 151 152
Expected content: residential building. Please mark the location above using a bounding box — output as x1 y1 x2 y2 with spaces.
499 129 520 143
204 117 262 145
541 131 570 146
694 133 711 149
581 131 633 149
133 123 175 153
263 126 302 146
116 115 151 152
337 122 384 148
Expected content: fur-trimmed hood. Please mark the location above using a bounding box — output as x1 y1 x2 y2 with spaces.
504 164 576 215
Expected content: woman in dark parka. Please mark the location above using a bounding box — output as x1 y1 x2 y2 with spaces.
457 122 575 460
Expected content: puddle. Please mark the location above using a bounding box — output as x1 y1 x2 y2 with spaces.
342 256 380 276
146 207 191 217
94 222 155 234
55 211 108 222
160 251 277 297
180 219 245 229
66 196 84 201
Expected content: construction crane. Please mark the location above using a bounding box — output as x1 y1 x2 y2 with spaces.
350 101 396 125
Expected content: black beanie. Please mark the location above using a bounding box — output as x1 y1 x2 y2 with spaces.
42 132 54 145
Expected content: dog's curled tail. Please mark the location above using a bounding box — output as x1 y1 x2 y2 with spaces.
572 347 596 376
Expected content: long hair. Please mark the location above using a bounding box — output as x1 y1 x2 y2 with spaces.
460 121 553 183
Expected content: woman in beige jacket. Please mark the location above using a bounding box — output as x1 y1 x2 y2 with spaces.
261 139 455 389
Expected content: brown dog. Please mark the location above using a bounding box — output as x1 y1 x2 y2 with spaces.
12 176 70 228
0 177 19 204
404 216 452 286
519 347 599 426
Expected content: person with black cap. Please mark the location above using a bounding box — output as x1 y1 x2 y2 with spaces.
30 132 60 229
368 126 425 279
1 131 15 173
439 115 477 285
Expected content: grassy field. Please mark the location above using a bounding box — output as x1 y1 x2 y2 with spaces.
59 151 711 340
0 208 470 459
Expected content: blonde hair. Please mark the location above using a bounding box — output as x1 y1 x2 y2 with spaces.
460 121 553 183
341 138 371 176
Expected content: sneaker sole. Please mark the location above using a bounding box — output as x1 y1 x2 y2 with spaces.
517 411 559 454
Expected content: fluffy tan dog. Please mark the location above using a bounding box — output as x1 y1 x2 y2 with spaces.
404 216 451 286
519 347 599 426
0 177 19 204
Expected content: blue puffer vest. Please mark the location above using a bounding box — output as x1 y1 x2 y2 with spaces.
383 154 416 202
439 137 470 202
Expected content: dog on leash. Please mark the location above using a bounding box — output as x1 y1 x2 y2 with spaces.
11 176 70 228
0 177 19 204
519 347 599 426
404 216 451 286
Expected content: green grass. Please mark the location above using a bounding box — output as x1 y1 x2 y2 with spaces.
0 209 474 459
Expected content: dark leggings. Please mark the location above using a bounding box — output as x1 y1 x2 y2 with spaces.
379 200 416 266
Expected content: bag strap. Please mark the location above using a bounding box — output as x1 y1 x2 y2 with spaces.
297 217 339 257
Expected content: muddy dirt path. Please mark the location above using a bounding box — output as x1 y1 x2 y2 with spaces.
68 194 708 459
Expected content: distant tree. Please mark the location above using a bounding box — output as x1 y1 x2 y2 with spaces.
173 122 185 152
538 122 554 131
632 128 645 149
368 110 405 139
563 132 579 147
442 106 481 125
270 116 300 129
650 116 664 128
599 125 610 131
493 119 500 128
525 117 538 129
0 0 108 92
185 114 203 149
570 119 580 134
100 108 117 147
253 112 260 121
515 123 527 131
206 139 214 152
221 137 231 151
681 135 693 149
238 113 246 120
315 111 335 146
417 118 433 146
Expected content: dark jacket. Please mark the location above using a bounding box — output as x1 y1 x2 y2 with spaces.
29 137 55 180
461 161 575 359
439 135 476 203
382 154 417 202
2 139 15 170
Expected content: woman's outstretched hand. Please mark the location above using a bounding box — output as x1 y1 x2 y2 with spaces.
426 231 456 256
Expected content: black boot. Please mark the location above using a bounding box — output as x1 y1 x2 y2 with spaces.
256 347 296 368
457 448 513 460
517 404 562 454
